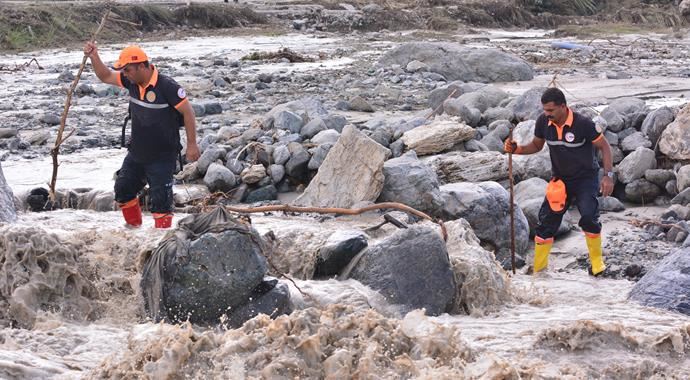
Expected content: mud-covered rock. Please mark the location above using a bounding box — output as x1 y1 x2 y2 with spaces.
629 247 690 315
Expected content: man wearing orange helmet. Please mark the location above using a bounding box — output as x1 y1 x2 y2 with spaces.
505 88 614 276
84 42 200 229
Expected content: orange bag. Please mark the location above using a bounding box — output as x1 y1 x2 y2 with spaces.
546 178 567 213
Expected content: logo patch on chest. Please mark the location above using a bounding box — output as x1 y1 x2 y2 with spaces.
565 132 576 143
146 91 156 102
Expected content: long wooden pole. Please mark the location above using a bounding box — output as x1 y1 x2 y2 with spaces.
509 127 516 274
49 9 110 201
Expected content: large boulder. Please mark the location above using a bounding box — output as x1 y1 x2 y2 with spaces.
511 87 547 121
377 151 444 215
313 230 368 278
440 181 530 267
678 165 690 193
221 277 292 328
203 163 237 193
141 208 276 324
343 226 456 316
423 151 508 184
624 179 662 204
511 120 552 181
401 117 475 156
444 219 511 315
660 104 690 160
641 106 674 145
261 97 328 129
0 162 17 223
293 125 390 208
379 42 534 83
616 147 656 184
601 97 648 131
629 248 690 315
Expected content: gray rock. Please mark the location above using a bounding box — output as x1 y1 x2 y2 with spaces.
225 156 246 176
141 209 267 323
667 180 679 197
349 96 375 112
667 204 690 221
313 230 368 278
222 278 292 328
443 99 481 127
26 130 50 146
677 165 690 193
604 131 619 146
203 163 237 192
406 60 429 73
0 162 16 223
390 139 405 157
240 164 266 184
323 114 348 133
217 126 243 142
480 133 503 152
285 149 311 181
267 164 285 183
377 151 444 215
0 128 18 139
514 177 548 205
301 117 327 139
273 145 290 165
641 106 674 145
621 131 652 152
245 185 278 203
401 118 475 156
40 113 61 126
294 125 390 208
464 139 488 152
311 129 341 145
378 42 534 83
672 188 690 206
625 179 662 204
308 144 332 170
455 86 510 113
344 226 456 316
191 103 206 117
262 98 328 129
629 247 690 315
274 110 304 134
423 151 508 184
645 169 676 188
660 104 690 160
488 120 512 140
428 83 463 113
202 101 223 115
197 145 227 175
600 108 626 133
598 196 626 212
58 70 75 82
511 87 547 121
440 181 530 266
616 147 656 184
482 107 514 126
368 128 392 148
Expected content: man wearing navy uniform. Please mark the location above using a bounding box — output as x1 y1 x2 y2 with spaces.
505 88 614 276
84 42 200 228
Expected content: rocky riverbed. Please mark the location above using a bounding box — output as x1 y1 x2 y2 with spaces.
1 4 690 378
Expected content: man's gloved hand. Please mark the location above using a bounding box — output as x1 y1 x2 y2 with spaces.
504 138 520 154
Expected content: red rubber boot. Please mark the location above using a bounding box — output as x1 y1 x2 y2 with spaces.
119 198 142 227
153 213 173 229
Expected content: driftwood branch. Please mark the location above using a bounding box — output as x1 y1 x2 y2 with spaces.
222 202 448 241
49 9 110 201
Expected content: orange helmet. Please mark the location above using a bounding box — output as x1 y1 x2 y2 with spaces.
113 45 148 69
546 178 567 213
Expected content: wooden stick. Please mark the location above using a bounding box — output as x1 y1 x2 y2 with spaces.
509 127 516 274
221 202 448 242
49 9 111 201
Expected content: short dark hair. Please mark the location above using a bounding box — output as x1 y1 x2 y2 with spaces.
541 87 567 105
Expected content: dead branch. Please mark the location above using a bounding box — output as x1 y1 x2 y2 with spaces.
0 58 43 72
222 202 448 242
49 8 111 201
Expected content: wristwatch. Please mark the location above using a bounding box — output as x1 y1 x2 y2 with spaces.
606 171 614 178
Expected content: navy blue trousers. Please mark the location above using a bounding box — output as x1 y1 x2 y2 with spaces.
114 153 175 214
535 175 601 239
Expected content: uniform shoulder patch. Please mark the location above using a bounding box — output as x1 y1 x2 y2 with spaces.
177 88 186 99
595 123 603 133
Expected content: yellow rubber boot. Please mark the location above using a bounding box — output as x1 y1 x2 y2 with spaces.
586 233 606 276
533 237 553 273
